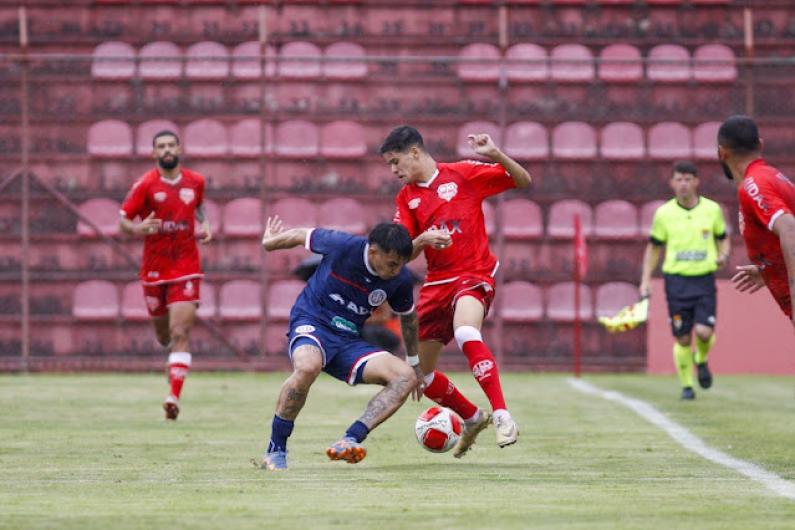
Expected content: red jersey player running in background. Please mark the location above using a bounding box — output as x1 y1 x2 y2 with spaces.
718 115 795 329
380 125 531 456
119 130 212 420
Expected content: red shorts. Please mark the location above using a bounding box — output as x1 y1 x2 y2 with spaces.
142 279 201 317
417 275 496 345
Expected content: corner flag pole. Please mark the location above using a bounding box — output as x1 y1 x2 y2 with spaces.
573 214 587 378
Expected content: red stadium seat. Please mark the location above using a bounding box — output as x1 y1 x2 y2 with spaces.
231 41 276 79
275 120 319 158
505 43 548 82
120 281 148 320
692 122 721 160
136 120 179 156
595 282 638 318
196 198 222 236
219 280 261 319
504 121 548 160
73 280 119 320
77 198 122 237
457 43 501 82
547 199 594 238
222 198 262 237
552 122 597 160
270 197 318 229
266 280 305 320
600 122 645 160
185 41 229 79
197 282 217 319
91 41 136 79
550 44 594 82
598 44 643 83
87 120 133 156
545 282 593 321
318 198 367 233
278 41 322 79
693 44 737 83
323 41 367 79
640 200 665 234
184 119 228 156
647 122 692 160
320 121 367 159
138 41 182 79
500 281 543 322
457 121 502 158
500 198 543 238
594 200 639 239
647 44 691 83
229 119 273 156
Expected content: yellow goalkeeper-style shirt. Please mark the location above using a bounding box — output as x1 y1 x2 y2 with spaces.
650 197 727 276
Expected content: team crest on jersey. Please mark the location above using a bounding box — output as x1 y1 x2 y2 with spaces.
179 188 195 205
437 182 458 202
368 289 387 306
408 198 421 210
154 191 167 202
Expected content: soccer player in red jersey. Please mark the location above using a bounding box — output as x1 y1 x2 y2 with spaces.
119 130 212 420
718 115 795 329
380 125 531 456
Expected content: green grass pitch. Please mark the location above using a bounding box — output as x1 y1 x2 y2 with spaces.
1 372 794 529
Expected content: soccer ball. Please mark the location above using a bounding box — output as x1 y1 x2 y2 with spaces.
415 406 463 453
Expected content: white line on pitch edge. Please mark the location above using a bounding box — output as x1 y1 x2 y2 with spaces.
567 378 795 500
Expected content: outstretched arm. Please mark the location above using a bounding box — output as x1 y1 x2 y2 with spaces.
261 215 310 252
772 213 795 328
468 133 531 188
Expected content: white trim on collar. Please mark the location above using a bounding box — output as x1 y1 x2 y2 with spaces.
416 168 440 188
160 173 182 186
363 243 378 276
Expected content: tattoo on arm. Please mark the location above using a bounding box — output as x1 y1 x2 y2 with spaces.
400 311 419 357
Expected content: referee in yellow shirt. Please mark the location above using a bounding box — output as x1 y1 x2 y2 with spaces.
639 161 731 400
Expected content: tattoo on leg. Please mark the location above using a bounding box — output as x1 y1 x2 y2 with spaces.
359 375 413 429
279 386 308 420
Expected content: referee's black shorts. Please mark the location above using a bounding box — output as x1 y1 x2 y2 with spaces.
663 273 716 337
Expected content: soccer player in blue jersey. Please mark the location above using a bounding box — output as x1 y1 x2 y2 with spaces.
259 216 423 471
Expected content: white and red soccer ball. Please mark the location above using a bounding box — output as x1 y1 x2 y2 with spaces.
415 406 463 453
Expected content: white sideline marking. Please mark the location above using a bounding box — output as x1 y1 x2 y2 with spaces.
568 378 795 500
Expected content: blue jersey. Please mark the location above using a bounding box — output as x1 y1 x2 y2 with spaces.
291 228 415 336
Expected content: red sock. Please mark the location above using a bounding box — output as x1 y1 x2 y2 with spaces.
167 352 192 400
462 340 507 411
423 370 478 420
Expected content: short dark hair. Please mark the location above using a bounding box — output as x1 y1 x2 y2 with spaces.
379 125 425 154
368 223 413 260
672 160 697 177
718 115 760 155
152 129 180 147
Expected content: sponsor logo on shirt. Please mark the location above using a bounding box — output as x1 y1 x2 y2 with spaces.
408 198 421 210
743 179 769 212
675 250 707 262
179 187 195 205
328 293 371 315
161 220 191 233
154 191 167 202
331 315 358 335
437 182 458 202
368 289 387 306
429 218 463 235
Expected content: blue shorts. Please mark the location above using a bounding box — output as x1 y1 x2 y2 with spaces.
287 316 389 386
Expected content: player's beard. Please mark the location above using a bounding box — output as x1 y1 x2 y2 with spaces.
720 160 734 181
159 154 179 170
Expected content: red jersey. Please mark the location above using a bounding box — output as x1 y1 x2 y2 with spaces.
120 168 205 285
738 158 795 316
394 160 515 284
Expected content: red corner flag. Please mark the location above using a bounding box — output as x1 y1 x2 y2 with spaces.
574 214 588 280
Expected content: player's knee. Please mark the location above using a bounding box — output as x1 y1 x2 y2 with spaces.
390 362 417 395
155 332 171 347
169 325 190 344
292 355 322 382
695 326 713 341
674 334 691 347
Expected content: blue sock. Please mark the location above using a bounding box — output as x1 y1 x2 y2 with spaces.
267 415 294 453
345 420 370 443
